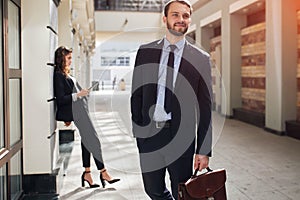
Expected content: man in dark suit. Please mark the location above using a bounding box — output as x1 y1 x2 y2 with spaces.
131 0 212 199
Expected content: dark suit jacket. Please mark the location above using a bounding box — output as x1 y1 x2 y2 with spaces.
131 39 212 156
53 71 82 122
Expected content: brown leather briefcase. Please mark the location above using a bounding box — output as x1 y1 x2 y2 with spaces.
178 167 227 200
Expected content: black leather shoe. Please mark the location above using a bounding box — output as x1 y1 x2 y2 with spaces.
100 169 120 188
81 171 100 188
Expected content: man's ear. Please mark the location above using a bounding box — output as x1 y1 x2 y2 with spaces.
163 16 167 24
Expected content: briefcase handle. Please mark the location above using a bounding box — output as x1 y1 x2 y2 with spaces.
192 167 213 178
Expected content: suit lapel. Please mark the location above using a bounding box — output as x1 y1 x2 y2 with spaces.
151 40 164 84
175 42 192 91
65 76 74 91
141 40 163 104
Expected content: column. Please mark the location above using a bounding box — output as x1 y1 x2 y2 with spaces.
22 0 60 193
221 9 246 116
265 0 300 133
58 0 72 47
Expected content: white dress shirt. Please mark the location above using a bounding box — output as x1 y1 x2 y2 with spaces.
153 37 185 122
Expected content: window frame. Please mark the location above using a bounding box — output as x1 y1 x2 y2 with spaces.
0 0 23 199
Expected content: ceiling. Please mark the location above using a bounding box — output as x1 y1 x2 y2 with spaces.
68 0 211 52
232 0 265 15
192 0 211 10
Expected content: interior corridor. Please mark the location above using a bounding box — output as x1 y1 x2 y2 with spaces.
53 91 300 200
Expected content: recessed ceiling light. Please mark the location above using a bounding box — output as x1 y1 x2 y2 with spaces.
257 2 262 7
243 8 249 13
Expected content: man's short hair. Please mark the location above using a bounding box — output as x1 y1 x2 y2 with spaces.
163 0 193 17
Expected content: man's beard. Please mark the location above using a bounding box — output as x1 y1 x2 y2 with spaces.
167 21 188 36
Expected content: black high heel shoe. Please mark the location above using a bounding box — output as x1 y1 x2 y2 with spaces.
81 171 100 188
100 169 120 188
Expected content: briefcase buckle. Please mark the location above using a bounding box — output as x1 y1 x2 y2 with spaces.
208 197 214 200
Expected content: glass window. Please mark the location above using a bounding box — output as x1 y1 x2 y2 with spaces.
101 56 130 66
0 165 7 200
0 0 4 149
8 0 20 69
10 152 21 200
9 79 21 146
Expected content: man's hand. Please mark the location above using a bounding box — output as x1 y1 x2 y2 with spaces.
64 121 71 127
194 154 209 170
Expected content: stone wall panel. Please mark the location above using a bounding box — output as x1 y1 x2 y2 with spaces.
241 22 266 113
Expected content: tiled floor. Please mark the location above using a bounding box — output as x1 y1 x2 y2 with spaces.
57 92 300 200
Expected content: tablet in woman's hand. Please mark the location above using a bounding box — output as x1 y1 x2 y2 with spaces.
88 82 99 91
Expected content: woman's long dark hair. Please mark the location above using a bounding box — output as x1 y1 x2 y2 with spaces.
54 46 72 74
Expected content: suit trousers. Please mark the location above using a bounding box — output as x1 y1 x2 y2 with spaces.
137 125 193 200
73 98 104 170
81 142 104 170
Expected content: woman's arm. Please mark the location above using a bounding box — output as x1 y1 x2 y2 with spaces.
53 72 73 106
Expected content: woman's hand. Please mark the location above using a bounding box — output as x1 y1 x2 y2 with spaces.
77 89 89 98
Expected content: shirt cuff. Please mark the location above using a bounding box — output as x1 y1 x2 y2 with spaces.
72 93 78 102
